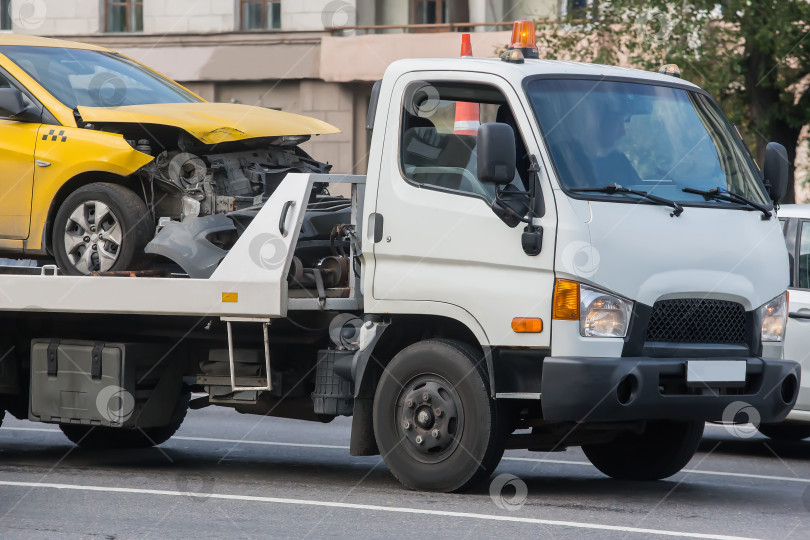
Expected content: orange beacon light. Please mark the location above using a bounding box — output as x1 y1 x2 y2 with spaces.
508 20 539 59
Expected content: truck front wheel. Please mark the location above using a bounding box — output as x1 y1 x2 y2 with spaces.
60 392 190 449
582 420 704 481
373 339 507 492
53 182 153 275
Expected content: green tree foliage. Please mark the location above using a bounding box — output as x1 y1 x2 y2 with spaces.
537 1 810 202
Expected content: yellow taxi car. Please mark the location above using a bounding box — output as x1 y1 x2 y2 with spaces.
0 35 339 275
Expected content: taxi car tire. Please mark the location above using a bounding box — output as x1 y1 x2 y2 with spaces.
373 339 508 493
582 420 704 480
59 391 190 449
53 182 152 275
757 422 810 441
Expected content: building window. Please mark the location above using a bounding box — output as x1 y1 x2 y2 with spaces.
240 0 281 31
0 0 11 30
105 0 143 33
413 0 447 25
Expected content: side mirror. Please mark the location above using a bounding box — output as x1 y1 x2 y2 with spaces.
0 88 28 118
763 142 789 203
477 122 515 185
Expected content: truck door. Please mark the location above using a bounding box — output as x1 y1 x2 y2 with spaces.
786 219 810 410
370 72 557 347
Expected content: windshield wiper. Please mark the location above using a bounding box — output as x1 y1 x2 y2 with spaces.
682 187 771 219
570 184 684 217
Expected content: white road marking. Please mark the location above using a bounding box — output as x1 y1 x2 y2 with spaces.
3 426 809 485
501 456 810 484
0 479 759 540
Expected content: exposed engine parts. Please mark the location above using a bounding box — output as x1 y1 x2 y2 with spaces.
132 131 332 221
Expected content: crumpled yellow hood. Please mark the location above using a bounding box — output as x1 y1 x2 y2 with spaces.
77 102 340 145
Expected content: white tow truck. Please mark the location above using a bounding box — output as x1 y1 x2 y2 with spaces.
0 24 800 492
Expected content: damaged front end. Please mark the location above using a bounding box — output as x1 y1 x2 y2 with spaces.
74 103 336 225
70 104 344 277
140 134 332 220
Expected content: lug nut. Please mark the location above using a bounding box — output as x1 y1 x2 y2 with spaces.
422 392 430 402
90 225 96 232
415 435 423 444
402 421 410 430
432 429 440 439
435 408 443 417
406 399 414 408
92 244 98 250
83 236 90 242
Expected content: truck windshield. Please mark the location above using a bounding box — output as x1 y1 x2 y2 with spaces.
525 78 769 206
0 46 201 109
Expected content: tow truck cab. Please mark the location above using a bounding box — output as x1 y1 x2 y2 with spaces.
356 52 797 489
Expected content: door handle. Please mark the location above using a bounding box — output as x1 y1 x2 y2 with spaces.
789 311 810 320
369 212 384 243
279 200 295 237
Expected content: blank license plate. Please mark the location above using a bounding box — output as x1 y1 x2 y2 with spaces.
686 360 746 387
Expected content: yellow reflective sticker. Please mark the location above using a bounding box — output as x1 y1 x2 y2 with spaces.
222 292 238 303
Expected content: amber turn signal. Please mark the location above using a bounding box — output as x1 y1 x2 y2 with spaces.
512 317 543 333
553 279 579 320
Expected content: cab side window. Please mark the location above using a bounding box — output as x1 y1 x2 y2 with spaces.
399 81 530 201
798 221 810 289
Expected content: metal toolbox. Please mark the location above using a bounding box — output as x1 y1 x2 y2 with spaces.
29 339 179 428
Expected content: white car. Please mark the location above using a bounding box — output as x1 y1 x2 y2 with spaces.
761 204 810 440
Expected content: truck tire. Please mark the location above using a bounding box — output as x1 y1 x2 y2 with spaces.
60 392 190 449
757 422 810 441
373 339 508 492
53 182 153 275
582 420 704 481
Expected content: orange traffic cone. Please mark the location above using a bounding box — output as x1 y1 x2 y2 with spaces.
454 34 479 135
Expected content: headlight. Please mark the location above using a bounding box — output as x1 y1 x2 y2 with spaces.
759 292 788 342
580 284 633 338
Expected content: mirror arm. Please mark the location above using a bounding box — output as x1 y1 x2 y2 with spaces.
493 188 531 224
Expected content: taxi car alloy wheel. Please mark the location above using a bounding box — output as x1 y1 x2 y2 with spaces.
53 183 152 275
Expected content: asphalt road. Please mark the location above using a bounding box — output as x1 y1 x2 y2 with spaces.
0 406 809 539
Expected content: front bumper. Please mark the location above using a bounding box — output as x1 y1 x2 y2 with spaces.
540 357 799 423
